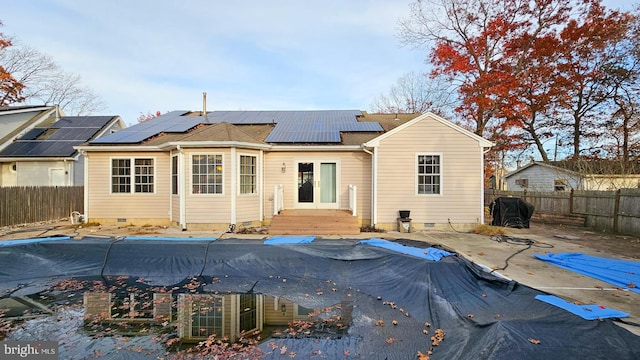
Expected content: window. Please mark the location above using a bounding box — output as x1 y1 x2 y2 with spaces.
135 159 154 193
239 294 258 333
417 155 441 194
192 154 223 194
112 159 131 193
189 295 223 338
111 158 154 194
171 156 178 195
554 180 566 191
239 155 257 194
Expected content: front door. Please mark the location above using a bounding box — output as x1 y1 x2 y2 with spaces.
296 161 338 209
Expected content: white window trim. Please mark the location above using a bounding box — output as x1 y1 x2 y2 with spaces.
415 153 443 196
109 156 157 195
190 152 225 196
238 153 258 196
171 155 178 196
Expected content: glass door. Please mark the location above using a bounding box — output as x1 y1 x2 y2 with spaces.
296 161 338 209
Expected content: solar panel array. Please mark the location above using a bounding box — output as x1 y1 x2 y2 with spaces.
93 110 383 144
0 116 116 158
91 111 202 144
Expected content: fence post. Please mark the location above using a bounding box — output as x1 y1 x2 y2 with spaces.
569 189 574 214
613 189 621 233
523 189 527 203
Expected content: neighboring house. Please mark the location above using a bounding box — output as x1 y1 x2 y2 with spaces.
0 115 125 186
0 105 62 150
76 110 493 231
503 160 640 191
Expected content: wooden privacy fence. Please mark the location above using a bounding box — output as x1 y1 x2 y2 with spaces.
0 186 84 227
485 189 640 236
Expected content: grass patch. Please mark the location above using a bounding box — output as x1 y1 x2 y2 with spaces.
471 224 506 236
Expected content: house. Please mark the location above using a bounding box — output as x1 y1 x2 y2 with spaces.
0 105 62 151
503 160 640 191
0 115 125 186
0 105 62 182
76 110 493 232
84 291 347 343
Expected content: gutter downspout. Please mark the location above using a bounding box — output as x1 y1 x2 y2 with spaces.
82 151 88 223
481 146 492 225
230 147 237 227
178 145 187 230
361 144 377 228
259 149 264 223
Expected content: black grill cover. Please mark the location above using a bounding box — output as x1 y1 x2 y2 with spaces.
490 197 535 228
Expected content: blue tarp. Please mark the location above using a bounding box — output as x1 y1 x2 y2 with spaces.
123 236 218 241
264 236 316 245
0 236 72 247
535 294 629 320
534 252 640 294
359 238 452 261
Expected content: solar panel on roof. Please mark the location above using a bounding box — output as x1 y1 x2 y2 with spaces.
47 128 99 141
0 140 81 157
91 110 380 144
20 128 47 140
51 116 114 128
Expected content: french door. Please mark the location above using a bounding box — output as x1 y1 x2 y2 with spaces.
296 161 338 209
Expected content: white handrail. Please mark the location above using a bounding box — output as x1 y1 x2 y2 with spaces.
348 184 357 217
273 184 284 215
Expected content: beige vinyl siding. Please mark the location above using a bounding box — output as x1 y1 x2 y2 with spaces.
86 151 170 225
262 151 371 223
183 148 232 226
376 117 483 229
236 150 261 225
263 296 295 326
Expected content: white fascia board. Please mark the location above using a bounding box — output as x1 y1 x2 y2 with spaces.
269 145 363 152
0 157 73 162
363 112 494 148
0 106 54 115
161 141 271 150
73 145 164 152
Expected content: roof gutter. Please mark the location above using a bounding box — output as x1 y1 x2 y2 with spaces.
73 145 164 152
269 145 363 152
160 141 271 150
0 157 74 162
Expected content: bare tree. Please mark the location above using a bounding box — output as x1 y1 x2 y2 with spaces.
370 71 457 116
0 42 104 115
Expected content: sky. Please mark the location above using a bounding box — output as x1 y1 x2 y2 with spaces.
1 0 428 125
1 1 635 127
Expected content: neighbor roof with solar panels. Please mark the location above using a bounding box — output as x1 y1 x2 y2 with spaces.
0 116 120 157
91 110 387 145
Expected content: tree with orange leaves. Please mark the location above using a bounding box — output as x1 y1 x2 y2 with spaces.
0 21 24 106
398 0 637 163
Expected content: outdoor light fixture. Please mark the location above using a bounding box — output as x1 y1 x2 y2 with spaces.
281 162 286 173
281 304 287 315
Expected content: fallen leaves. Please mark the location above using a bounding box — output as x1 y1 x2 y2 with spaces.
431 328 445 347
529 338 541 345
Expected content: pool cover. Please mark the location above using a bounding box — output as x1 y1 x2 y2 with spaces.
534 252 640 294
0 236 638 359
